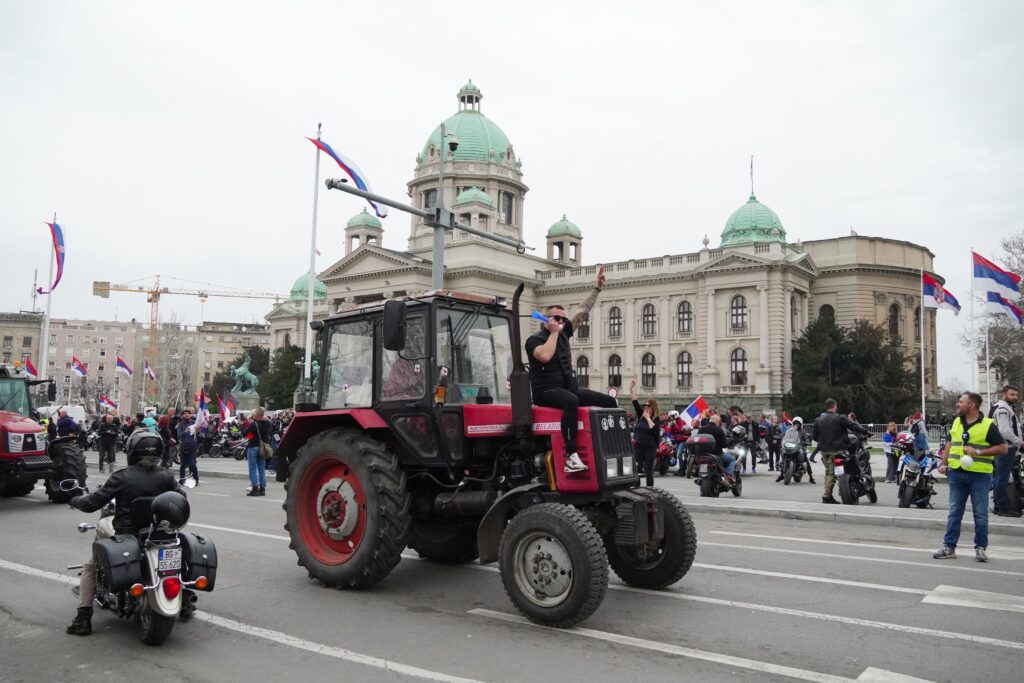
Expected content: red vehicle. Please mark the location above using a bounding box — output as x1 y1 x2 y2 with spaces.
0 363 57 498
275 285 697 627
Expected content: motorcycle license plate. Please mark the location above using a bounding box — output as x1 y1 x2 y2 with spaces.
158 547 182 572
834 465 845 477
699 464 708 475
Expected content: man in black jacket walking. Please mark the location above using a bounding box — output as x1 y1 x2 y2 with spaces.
96 413 119 473
813 398 869 504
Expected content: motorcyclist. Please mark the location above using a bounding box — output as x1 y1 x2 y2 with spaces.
776 417 816 484
65 430 185 636
698 415 735 483
813 398 870 504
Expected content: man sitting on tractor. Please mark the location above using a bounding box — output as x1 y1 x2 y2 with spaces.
526 267 616 473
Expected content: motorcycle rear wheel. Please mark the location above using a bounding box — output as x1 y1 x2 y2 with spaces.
138 603 175 646
838 475 858 505
699 477 719 498
731 471 743 497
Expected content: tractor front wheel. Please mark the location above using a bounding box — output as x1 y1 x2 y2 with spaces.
605 488 696 589
284 429 411 589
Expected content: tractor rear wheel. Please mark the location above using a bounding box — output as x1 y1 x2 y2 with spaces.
284 428 411 589
407 518 479 564
605 488 696 589
499 503 608 628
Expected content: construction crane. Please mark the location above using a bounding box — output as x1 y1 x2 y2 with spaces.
92 275 282 400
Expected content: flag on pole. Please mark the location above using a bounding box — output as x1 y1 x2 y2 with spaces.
222 389 237 418
143 360 156 381
682 395 710 421
24 357 38 379
37 221 66 294
973 251 1021 300
307 137 389 218
196 387 209 429
922 273 961 314
99 395 117 410
849 228 859 237
985 292 1024 328
216 394 228 418
115 357 133 376
71 357 87 377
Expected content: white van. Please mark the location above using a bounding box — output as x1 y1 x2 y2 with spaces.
37 405 88 424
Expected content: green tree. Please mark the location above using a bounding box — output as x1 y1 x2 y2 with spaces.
208 346 270 400
261 346 306 409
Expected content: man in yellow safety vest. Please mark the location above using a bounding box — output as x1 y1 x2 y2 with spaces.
933 391 1007 563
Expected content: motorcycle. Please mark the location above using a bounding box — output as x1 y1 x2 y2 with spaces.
896 449 937 509
85 431 100 452
63 478 217 646
688 433 742 498
1005 450 1024 515
226 436 247 460
655 437 677 476
836 433 877 505
779 441 809 485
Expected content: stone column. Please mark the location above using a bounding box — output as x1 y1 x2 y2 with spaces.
660 296 670 392
783 286 793 393
590 302 601 387
802 292 810 335
758 285 769 368
625 299 635 379
703 288 718 393
754 284 771 395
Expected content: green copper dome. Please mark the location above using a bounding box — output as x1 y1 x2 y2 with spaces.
421 83 514 164
346 207 382 230
721 194 786 245
547 215 582 239
289 271 327 301
453 187 493 206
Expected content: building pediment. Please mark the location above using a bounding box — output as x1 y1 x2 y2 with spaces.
321 246 428 282
696 251 775 273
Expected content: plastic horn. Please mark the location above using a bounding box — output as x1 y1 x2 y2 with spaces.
531 310 550 324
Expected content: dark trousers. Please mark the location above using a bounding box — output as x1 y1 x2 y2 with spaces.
635 443 656 487
994 447 1017 512
97 441 116 470
534 387 618 454
768 441 780 469
179 447 198 482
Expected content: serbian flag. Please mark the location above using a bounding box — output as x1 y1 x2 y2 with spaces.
24 357 38 379
973 252 1021 300
307 137 388 218
922 273 961 314
682 395 709 421
115 356 133 376
37 221 66 295
71 356 87 378
143 360 156 381
216 394 228 417
196 387 209 428
99 395 117 410
986 292 1024 328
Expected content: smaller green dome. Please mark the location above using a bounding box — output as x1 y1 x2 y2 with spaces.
459 79 480 95
346 208 382 230
289 271 327 301
721 194 786 245
453 187 493 206
547 215 582 239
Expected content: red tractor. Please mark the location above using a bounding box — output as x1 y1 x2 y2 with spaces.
0 363 57 498
276 285 697 627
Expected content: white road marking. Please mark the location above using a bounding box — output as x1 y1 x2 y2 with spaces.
856 668 935 682
703 542 1024 578
690 562 928 595
922 585 1024 613
710 531 1024 561
0 557 480 683
471 608 859 683
189 522 289 541
190 491 230 497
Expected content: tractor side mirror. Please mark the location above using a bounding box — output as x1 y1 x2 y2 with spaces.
47 381 57 402
381 300 407 351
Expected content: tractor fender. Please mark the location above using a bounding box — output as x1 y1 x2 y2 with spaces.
275 409 387 464
477 483 547 565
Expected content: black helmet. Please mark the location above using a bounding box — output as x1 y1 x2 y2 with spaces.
126 430 163 466
151 491 190 532
731 425 747 439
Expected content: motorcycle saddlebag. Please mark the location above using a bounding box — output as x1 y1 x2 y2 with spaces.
686 434 717 455
180 532 218 591
92 534 142 593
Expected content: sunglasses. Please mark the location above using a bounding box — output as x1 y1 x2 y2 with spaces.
550 315 568 323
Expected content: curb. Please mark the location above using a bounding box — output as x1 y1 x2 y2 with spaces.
196 469 249 481
682 502 1024 538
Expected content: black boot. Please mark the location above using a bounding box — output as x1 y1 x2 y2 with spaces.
247 487 260 497
258 487 266 496
809 477 816 484
66 606 92 636
822 495 839 505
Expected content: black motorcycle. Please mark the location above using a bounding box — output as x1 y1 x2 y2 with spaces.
688 433 742 498
836 433 877 505
1003 450 1024 515
779 441 809 485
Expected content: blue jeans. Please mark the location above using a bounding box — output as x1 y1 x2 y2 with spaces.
943 467 992 550
993 447 1017 512
247 446 266 488
720 451 736 476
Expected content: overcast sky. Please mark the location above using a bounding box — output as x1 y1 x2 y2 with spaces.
3 1 1022 386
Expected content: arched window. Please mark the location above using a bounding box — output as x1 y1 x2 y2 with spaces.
791 294 799 332
576 355 590 389
641 353 657 389
730 295 748 330
677 300 693 335
819 304 835 320
730 348 748 386
888 303 901 339
676 351 693 389
914 307 921 342
608 306 622 338
642 303 657 335
577 318 590 340
607 354 622 387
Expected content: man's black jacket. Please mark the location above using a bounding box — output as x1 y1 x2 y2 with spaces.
97 421 120 444
71 461 183 534
813 412 869 453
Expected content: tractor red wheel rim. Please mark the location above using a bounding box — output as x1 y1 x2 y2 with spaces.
296 456 368 565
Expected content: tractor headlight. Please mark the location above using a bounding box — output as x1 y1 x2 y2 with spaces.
606 458 619 479
621 457 634 476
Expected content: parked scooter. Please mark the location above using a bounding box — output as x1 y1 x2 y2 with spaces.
835 433 877 505
896 449 937 508
688 433 742 497
63 478 217 645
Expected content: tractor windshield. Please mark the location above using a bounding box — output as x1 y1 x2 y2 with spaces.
0 378 31 416
435 308 514 403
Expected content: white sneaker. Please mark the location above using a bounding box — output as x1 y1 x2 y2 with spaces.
564 452 588 473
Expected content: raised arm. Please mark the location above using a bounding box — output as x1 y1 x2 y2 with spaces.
570 265 605 329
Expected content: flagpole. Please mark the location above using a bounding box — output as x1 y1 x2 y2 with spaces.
141 364 147 412
39 213 56 382
920 269 926 423
985 321 991 409
970 248 976 389
303 123 322 387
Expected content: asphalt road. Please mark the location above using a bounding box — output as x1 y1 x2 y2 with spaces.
2 471 1022 683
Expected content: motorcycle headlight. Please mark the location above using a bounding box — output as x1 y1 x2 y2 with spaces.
905 459 920 473
606 458 619 479
622 458 634 476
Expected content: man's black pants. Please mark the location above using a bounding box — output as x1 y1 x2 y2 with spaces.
533 387 618 454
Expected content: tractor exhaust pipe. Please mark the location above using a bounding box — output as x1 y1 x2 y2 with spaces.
509 283 532 431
